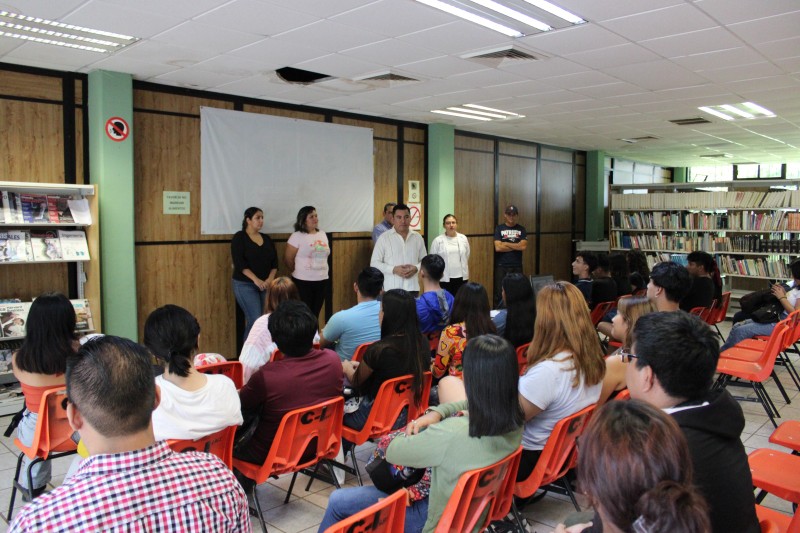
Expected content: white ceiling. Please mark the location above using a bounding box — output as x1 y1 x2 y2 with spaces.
2 0 799 167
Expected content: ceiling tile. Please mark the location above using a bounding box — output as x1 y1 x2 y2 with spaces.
754 36 800 61
640 27 745 58
605 60 709 91
341 39 441 68
229 38 328 68
398 56 488 78
82 55 180 79
106 40 210 67
293 54 386 78
601 4 718 42
520 24 627 56
396 21 508 56
693 0 800 25
152 21 262 54
65 0 183 39
153 66 241 88
565 43 660 69
332 0 454 38
499 57 589 80
671 47 764 72
100 0 225 19
192 54 276 77
539 70 624 90
571 82 645 99
212 74 296 98
699 62 785 84
272 20 386 52
259 0 379 19
4 42 104 70
728 10 800 45
195 0 319 37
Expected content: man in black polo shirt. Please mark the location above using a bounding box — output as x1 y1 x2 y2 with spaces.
493 205 527 307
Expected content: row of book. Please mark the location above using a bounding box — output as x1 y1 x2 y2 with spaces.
612 189 800 210
1 191 92 225
0 229 90 263
0 299 94 340
611 232 800 254
717 256 793 279
613 211 800 232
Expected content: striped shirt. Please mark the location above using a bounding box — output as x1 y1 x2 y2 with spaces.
9 441 250 532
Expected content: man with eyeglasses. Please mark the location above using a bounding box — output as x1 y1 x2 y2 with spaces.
620 312 760 533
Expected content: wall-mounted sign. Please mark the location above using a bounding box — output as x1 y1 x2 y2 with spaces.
163 191 190 215
105 116 129 142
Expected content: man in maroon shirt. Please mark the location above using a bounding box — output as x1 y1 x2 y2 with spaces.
235 300 343 466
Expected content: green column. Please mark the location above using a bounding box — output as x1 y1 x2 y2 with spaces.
585 150 605 241
673 167 688 183
427 123 455 248
88 70 137 339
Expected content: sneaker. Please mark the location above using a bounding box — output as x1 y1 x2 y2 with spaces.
344 396 362 414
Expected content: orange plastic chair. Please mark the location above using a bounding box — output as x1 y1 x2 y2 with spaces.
349 341 374 364
515 342 530 375
749 448 800 505
232 396 344 532
513 403 596 518
590 301 616 327
689 304 715 323
756 504 800 533
709 291 731 339
339 373 432 486
613 388 631 401
270 349 284 363
322 488 406 533
744 311 800 390
7 387 78 520
196 360 244 389
770 421 800 454
715 324 790 427
166 424 236 469
435 447 522 533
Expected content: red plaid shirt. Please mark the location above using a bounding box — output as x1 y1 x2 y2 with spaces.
10 441 250 532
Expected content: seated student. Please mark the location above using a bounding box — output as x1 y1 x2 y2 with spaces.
320 267 383 361
342 289 429 430
608 253 632 297
556 400 710 533
571 252 597 306
9 336 249 531
646 261 691 312
626 249 650 294
492 273 536 348
416 255 454 335
622 312 760 533
144 305 242 441
236 300 343 466
432 282 496 380
597 296 656 403
680 251 722 312
239 276 300 383
590 255 618 309
320 334 523 533
721 259 800 351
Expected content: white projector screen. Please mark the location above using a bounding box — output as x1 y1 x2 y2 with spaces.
200 107 374 235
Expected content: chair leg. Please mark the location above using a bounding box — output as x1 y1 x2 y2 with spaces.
5 452 24 522
348 446 363 486
559 477 581 512
779 352 800 389
771 371 792 404
754 383 778 428
304 463 321 492
510 500 527 533
714 323 726 341
252 485 268 533
284 472 299 505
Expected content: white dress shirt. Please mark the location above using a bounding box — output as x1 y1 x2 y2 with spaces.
371 228 427 291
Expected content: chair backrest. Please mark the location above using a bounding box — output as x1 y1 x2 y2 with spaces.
787 310 800 346
253 396 344 484
17 387 77 460
613 389 631 401
515 403 596 498
515 342 530 375
166 424 236 469
270 349 284 363
590 301 616 327
323 488 406 533
435 447 522 533
710 291 731 325
689 304 714 322
196 361 243 389
760 518 779 533
751 324 791 381
350 341 374 363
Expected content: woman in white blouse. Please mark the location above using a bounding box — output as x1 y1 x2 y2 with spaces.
429 214 470 296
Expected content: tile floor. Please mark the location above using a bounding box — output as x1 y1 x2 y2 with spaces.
0 320 798 532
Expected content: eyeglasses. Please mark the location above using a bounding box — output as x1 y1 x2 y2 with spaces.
619 349 639 363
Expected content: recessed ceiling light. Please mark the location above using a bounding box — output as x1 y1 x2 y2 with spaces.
414 0 522 37
741 102 775 117
719 104 754 119
447 106 508 118
432 103 525 121
698 101 775 122
521 0 585 24
463 103 523 116
431 109 493 121
698 106 734 121
469 0 551 31
0 10 138 53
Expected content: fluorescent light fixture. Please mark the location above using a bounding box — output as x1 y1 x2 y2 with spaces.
522 0 585 24
463 103 522 116
742 102 775 117
720 104 754 119
447 106 508 118
432 109 493 120
698 106 734 121
414 0 522 37
468 0 551 31
0 10 138 53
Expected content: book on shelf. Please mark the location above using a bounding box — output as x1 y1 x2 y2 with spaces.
3 230 33 262
2 192 23 224
52 196 75 223
30 230 63 261
58 230 90 260
20 194 50 223
612 190 800 211
0 302 31 339
71 299 94 332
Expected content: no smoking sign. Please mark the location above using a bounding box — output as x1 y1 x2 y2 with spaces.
105 116 130 142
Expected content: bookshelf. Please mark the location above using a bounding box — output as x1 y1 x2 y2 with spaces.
0 181 101 414
609 180 799 289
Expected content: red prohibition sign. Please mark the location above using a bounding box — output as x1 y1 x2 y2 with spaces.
105 116 129 142
409 206 421 227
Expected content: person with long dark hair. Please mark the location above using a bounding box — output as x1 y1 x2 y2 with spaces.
285 205 330 321
681 250 722 312
11 292 78 499
144 305 242 441
342 289 429 430
492 273 536 348
432 282 496 379
626 249 650 294
231 206 278 342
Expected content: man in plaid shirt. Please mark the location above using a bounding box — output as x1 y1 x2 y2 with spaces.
10 335 250 532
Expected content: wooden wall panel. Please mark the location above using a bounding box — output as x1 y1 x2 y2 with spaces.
465 236 495 295
499 141 536 158
454 150 494 235
374 140 398 222
0 264 69 301
0 100 64 182
540 160 573 233
0 70 62 100
538 233 572 281
523 235 538 277
575 162 586 235
404 127 425 143
331 238 372 313
455 135 493 152
134 91 234 115
75 108 85 184
498 154 537 231
333 117 397 140
403 142 425 235
243 105 325 122
136 243 236 356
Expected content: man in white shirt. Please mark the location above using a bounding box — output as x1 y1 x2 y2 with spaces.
371 204 426 295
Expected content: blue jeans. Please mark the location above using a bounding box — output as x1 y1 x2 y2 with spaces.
317 485 428 533
721 317 783 351
232 278 265 342
17 410 50 489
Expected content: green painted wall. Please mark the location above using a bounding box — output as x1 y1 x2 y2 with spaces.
88 70 138 339
427 123 455 247
673 167 688 182
586 151 605 241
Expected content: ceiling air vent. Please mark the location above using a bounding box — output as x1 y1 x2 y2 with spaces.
358 71 421 88
463 46 545 67
275 67 332 85
670 117 712 126
699 154 732 159
619 136 659 143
